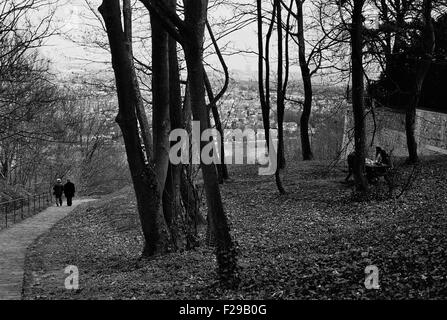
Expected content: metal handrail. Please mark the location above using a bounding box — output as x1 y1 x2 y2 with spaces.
0 192 52 230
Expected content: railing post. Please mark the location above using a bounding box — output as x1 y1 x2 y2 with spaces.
0 191 56 230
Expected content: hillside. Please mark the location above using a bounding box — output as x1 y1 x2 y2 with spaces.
22 157 447 299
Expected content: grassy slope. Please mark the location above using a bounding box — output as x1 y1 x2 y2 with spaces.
22 157 447 299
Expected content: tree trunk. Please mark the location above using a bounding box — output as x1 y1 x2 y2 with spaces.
204 21 230 181
405 105 418 163
99 0 171 257
276 0 286 171
257 0 270 149
150 10 171 195
180 81 204 227
183 0 238 285
296 0 314 161
351 0 368 192
204 71 229 183
123 0 153 159
405 0 434 164
163 0 199 250
275 0 286 194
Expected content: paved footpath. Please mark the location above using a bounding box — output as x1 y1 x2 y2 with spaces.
0 199 95 300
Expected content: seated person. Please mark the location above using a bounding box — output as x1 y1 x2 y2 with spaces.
375 146 391 166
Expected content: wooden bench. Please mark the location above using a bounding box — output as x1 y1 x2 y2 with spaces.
365 163 392 183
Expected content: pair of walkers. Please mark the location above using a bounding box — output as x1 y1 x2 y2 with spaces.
53 179 76 206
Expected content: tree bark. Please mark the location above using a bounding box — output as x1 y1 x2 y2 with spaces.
123 0 153 159
151 10 171 195
99 0 171 257
296 0 314 161
183 0 238 285
276 0 286 170
405 0 434 164
204 71 228 183
351 0 368 192
275 0 286 194
257 0 270 149
162 0 199 249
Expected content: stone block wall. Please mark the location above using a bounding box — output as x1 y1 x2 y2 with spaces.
342 104 447 160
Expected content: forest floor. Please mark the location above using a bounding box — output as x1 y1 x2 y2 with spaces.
22 156 447 299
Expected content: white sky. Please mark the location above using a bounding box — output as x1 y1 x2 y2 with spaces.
40 0 262 79
39 0 354 83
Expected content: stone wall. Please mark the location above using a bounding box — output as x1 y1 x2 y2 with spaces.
342 103 447 159
418 110 447 155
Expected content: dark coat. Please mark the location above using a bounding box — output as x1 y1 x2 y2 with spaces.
64 182 75 197
376 149 391 166
53 184 64 197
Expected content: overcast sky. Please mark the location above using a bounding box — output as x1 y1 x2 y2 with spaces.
40 0 263 79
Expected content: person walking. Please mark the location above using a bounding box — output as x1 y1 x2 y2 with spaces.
53 178 64 206
64 179 75 206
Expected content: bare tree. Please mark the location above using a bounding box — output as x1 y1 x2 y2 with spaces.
350 0 369 191
405 0 435 163
139 0 239 284
296 0 314 160
99 0 172 257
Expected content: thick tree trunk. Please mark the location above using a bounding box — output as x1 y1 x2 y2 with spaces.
296 0 314 161
180 167 204 225
351 0 368 192
180 81 204 227
183 0 238 285
150 10 171 195
99 0 171 257
163 1 199 249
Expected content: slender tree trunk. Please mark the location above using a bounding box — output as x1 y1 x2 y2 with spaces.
405 106 418 163
275 0 286 194
183 0 238 285
257 0 270 149
296 0 314 161
99 0 171 257
351 0 368 192
204 71 228 183
405 0 434 164
276 0 286 170
123 0 153 159
204 21 230 181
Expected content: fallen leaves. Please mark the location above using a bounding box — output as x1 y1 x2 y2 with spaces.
21 156 447 300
